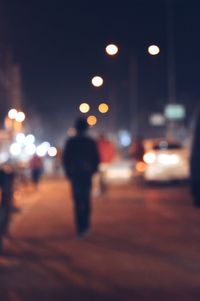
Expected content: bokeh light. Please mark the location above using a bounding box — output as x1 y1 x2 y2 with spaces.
87 115 97 126
91 76 103 87
148 45 160 56
48 147 57 157
105 44 119 56
98 103 109 113
10 143 21 156
16 111 25 122
79 102 90 113
8 109 17 119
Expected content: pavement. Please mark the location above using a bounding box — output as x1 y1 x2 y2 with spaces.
0 177 200 301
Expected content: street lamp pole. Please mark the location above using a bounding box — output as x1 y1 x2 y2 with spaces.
129 52 139 136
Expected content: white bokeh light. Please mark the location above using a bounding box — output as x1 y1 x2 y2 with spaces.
48 147 57 157
10 143 22 156
16 111 25 122
25 144 36 156
25 134 35 145
105 44 119 56
91 76 104 87
16 133 26 144
8 109 18 120
148 45 160 56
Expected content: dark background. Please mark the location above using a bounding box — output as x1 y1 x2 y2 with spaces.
2 0 200 144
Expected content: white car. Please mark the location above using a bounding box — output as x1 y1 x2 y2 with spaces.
139 139 190 182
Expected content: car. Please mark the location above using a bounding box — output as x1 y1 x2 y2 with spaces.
135 139 190 182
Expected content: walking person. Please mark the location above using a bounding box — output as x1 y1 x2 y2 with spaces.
97 133 116 195
62 117 100 238
29 154 43 188
0 166 15 254
190 109 200 207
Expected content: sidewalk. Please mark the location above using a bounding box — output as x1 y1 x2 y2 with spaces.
0 177 200 301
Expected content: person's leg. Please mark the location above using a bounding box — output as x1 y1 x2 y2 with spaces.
71 176 92 236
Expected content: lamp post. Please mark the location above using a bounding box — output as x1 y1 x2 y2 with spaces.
105 43 160 137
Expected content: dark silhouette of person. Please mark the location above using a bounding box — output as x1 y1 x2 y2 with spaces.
62 117 100 238
0 166 15 253
190 109 200 207
129 136 145 162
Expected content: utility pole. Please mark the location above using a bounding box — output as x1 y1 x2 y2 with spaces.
129 52 139 138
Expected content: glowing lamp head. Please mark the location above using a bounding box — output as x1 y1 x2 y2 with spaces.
148 45 160 56
98 103 109 113
87 115 97 126
91 76 103 87
105 44 119 56
79 103 90 113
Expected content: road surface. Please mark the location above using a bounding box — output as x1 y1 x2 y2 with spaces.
0 177 200 301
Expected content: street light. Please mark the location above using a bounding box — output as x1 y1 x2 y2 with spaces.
91 76 104 87
105 43 160 135
79 102 90 113
148 44 160 56
87 115 97 126
98 103 109 114
105 44 119 56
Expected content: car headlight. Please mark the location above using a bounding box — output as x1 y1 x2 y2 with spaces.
143 152 156 164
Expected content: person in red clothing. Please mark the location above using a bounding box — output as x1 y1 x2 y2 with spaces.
97 134 116 195
29 154 43 187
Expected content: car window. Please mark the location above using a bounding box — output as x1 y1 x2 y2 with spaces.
153 141 182 150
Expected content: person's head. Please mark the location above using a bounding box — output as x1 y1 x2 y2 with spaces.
74 117 88 134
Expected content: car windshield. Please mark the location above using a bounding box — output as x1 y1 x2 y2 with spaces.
153 141 182 150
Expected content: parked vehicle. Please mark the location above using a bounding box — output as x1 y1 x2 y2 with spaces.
135 139 190 182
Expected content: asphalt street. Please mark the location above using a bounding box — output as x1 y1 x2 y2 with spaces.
0 177 200 301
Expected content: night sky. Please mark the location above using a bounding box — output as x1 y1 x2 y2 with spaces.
3 0 200 145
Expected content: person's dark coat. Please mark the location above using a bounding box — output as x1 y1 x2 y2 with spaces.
62 134 100 179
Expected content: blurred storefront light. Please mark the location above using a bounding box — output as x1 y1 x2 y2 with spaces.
25 134 35 145
10 143 22 156
16 111 25 122
48 147 57 157
25 144 36 156
118 130 131 147
16 133 26 144
8 109 18 120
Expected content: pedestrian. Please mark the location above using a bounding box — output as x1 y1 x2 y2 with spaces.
97 133 116 195
129 136 145 163
0 165 15 254
190 109 200 207
29 154 43 187
62 117 100 238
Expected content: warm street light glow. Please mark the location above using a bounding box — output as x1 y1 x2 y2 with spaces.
105 44 119 56
16 111 25 122
8 109 17 119
148 45 160 56
79 102 90 113
98 103 109 113
87 115 97 126
91 76 103 87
